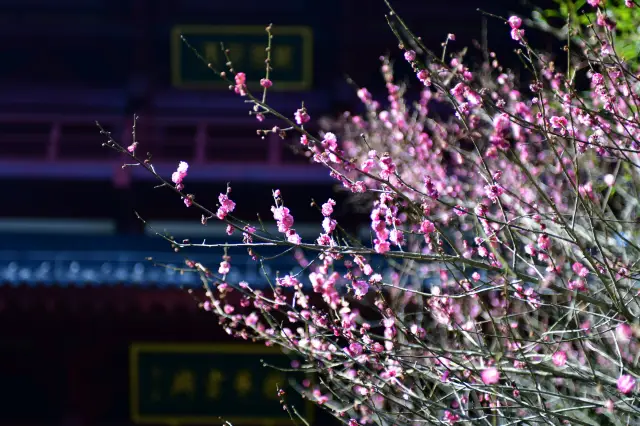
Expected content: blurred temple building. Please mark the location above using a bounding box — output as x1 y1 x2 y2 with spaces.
0 0 531 424
0 1 348 424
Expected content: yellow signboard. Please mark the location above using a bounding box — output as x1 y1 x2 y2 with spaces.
130 343 313 425
172 25 313 91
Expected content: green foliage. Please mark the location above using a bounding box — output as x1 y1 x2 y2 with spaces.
532 0 640 67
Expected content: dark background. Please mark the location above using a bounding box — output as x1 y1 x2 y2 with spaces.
0 0 553 425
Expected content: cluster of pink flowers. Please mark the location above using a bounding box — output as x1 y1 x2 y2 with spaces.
271 190 301 245
508 15 524 41
370 192 403 254
218 257 231 275
216 190 236 220
450 82 482 106
104 4 640 424
294 107 310 125
259 78 272 88
480 367 500 385
552 351 567 367
351 280 369 299
127 141 138 154
618 374 636 394
234 72 247 96
319 198 337 241
171 161 189 191
443 410 461 424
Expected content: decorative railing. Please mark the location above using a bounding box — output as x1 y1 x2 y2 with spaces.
0 113 329 182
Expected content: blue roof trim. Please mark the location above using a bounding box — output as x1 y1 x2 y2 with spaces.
0 233 303 288
0 233 419 289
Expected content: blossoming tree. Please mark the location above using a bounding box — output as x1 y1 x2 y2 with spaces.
99 1 640 424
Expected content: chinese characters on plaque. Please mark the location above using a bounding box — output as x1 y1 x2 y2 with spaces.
172 26 312 90
130 343 311 425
